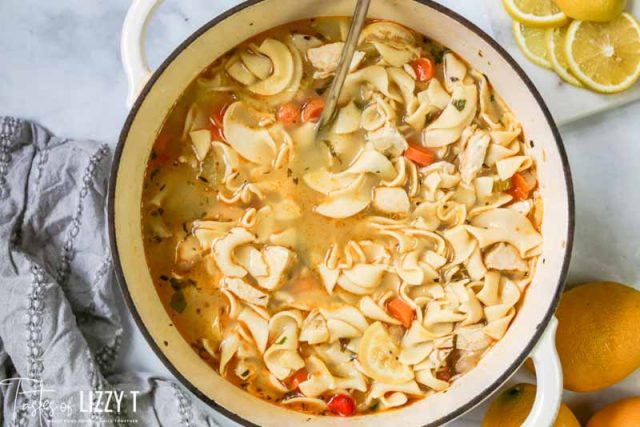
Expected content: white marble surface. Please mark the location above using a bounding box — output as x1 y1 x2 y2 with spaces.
0 0 638 425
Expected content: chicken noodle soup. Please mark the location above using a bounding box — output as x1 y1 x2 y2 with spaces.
141 17 543 416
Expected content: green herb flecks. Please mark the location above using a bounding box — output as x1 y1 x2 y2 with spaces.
315 86 328 96
353 99 367 110
169 277 197 291
425 111 436 125
452 99 466 112
493 179 513 193
431 48 449 64
322 140 342 164
149 168 160 181
170 291 187 313
275 336 287 345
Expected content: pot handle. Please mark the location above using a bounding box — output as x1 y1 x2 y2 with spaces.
121 0 162 108
522 316 563 427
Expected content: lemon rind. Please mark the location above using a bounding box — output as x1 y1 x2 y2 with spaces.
502 0 570 28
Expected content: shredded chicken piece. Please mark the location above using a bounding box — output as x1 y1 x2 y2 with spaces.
460 130 490 184
307 42 365 79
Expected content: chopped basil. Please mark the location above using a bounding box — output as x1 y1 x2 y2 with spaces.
452 99 466 111
369 401 380 412
275 336 287 345
170 291 186 313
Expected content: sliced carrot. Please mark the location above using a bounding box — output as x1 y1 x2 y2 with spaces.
284 368 308 390
411 58 435 82
277 103 301 126
301 98 325 123
327 394 356 417
153 132 171 165
507 172 532 201
404 143 436 167
211 103 228 128
208 122 225 142
207 104 228 141
387 297 415 328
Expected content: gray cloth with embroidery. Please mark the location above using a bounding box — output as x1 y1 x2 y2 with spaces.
0 117 222 426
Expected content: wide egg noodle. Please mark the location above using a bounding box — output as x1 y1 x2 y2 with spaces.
264 310 305 380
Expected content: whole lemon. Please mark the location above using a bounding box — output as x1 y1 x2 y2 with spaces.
587 397 640 427
553 0 627 22
556 281 640 392
482 383 580 427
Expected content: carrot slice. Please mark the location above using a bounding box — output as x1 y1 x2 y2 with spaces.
207 104 228 142
411 58 435 82
327 394 356 417
387 297 415 328
301 98 325 123
208 122 225 142
152 132 171 165
277 103 301 126
404 143 436 167
507 172 532 201
211 103 228 128
284 368 308 390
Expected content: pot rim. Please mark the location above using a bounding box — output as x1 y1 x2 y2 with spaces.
108 1 575 425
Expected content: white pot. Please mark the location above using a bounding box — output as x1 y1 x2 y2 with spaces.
109 1 575 426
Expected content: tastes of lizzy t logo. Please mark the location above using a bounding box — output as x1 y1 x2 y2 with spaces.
0 377 140 425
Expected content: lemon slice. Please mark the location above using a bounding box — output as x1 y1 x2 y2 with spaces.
502 0 570 28
565 13 640 94
357 322 414 385
545 27 583 87
513 22 553 69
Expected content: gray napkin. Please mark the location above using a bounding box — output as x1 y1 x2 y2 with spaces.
0 117 222 426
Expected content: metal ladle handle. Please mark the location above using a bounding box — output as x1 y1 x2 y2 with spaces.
316 0 372 133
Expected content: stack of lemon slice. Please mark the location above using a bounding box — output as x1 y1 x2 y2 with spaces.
503 0 640 94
